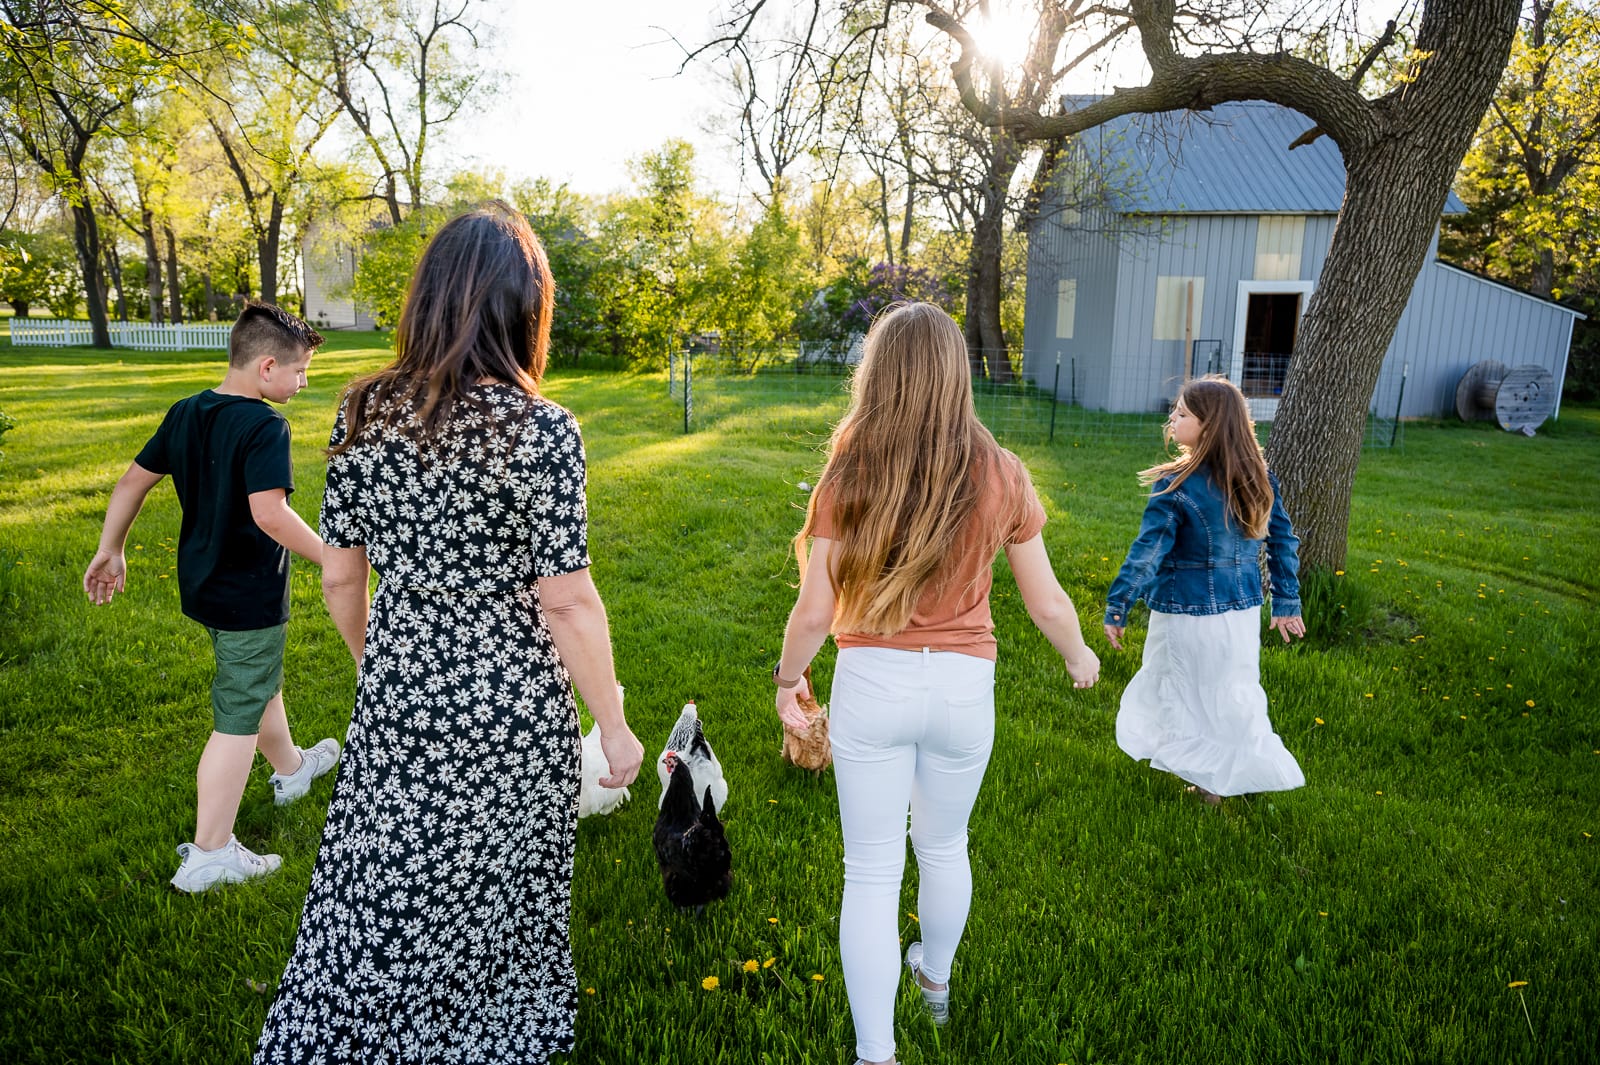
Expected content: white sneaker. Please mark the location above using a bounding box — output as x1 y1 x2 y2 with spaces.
269 738 341 806
904 941 950 1026
170 836 282 893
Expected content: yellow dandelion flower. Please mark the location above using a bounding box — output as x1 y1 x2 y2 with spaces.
1375 791 1384 796
1335 570 1344 576
811 973 825 982
768 917 778 925
907 912 919 922
584 987 596 996
743 959 760 973
1525 700 1535 708
701 976 720 990
1583 832 1592 839
1318 911 1328 917
1507 980 1528 989
1364 693 1374 699
767 799 778 804
1314 717 1325 726
764 956 776 968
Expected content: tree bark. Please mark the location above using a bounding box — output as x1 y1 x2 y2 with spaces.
1266 0 1521 570
105 239 128 321
140 204 164 325
259 193 284 305
68 202 112 348
965 133 1019 382
164 226 183 323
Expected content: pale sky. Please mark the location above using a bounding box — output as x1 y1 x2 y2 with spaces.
446 2 743 199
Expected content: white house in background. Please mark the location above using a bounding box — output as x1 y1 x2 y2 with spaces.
301 218 378 330
1023 100 1585 421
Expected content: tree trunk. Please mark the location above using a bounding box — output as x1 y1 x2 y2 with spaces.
106 240 129 322
165 226 183 323
966 160 1016 382
1530 246 1555 299
1266 1 1520 571
69 202 112 348
259 193 284 304
141 205 164 325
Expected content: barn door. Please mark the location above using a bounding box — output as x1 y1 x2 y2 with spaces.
1230 280 1315 421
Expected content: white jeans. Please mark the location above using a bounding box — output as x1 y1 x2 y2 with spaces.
830 646 996 1063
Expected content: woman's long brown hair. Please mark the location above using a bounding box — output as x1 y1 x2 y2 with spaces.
330 200 555 455
1141 375 1274 538
796 302 1004 636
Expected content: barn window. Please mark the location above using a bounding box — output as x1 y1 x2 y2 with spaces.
1153 276 1205 340
1055 279 1077 339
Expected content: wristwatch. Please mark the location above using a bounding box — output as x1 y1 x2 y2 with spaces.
772 662 803 689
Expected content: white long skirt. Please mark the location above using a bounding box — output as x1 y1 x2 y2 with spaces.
1116 607 1304 796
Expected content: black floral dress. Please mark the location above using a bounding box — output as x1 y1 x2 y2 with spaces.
256 384 590 1063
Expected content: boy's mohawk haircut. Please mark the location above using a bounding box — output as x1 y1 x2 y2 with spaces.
240 300 325 351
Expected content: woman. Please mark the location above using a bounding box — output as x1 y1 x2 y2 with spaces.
257 202 644 1062
774 302 1100 1065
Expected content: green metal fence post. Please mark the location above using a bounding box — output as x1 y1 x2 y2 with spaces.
1390 361 1409 449
1049 353 1061 443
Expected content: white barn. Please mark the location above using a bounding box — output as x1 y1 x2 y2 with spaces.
1022 101 1584 421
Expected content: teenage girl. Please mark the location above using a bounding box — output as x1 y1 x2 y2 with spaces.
1103 375 1306 803
774 302 1100 1065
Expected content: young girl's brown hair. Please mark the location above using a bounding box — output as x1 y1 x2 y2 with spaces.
1141 375 1274 539
796 302 1007 636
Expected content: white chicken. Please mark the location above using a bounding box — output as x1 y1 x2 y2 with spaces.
576 686 632 818
656 701 729 814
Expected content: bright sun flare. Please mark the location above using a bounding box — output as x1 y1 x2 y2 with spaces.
967 5 1037 67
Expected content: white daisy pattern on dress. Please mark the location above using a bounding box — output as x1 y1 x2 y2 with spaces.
256 384 590 1063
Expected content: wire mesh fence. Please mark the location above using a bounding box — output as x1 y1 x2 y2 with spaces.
666 343 1406 450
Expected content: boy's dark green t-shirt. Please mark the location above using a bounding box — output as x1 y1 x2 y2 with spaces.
135 390 295 631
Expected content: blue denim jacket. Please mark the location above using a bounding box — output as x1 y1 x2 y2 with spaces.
1104 466 1301 625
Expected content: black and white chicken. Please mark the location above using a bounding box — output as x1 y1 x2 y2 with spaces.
655 702 728 813
653 751 732 911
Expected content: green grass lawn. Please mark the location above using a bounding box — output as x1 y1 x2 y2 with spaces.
1 333 1597 1064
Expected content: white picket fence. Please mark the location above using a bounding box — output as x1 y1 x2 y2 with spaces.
8 319 232 351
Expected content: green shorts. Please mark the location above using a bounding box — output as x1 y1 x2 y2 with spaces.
206 624 287 736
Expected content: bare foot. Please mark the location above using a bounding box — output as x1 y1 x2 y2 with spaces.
1184 784 1223 806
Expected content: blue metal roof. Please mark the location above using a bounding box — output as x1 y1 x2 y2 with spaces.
1065 99 1468 215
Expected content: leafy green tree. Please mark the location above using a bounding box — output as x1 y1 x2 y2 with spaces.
0 1 161 345
0 228 80 316
1443 0 1600 299
595 140 732 362
511 178 609 364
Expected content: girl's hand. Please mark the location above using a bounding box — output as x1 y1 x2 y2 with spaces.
1103 623 1124 651
1065 647 1100 688
1270 615 1306 642
84 550 127 605
775 676 812 730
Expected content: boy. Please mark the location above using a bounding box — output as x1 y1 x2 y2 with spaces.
83 301 340 893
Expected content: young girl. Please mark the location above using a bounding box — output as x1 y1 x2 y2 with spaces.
1103 375 1306 803
775 302 1100 1065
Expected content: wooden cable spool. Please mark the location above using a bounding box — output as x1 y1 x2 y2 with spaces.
1454 360 1556 434
1495 365 1556 434
1454 360 1508 422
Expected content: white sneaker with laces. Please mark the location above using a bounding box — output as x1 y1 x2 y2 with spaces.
170 836 282 893
904 941 950 1026
269 738 341 806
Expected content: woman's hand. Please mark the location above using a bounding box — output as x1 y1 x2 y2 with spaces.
775 676 813 730
1065 647 1100 688
598 725 645 787
1103 623 1124 651
1270 615 1306 643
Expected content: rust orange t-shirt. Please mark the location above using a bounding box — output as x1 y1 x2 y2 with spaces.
809 448 1048 661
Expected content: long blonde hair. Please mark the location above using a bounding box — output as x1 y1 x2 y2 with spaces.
797 302 1003 635
1142 375 1274 538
